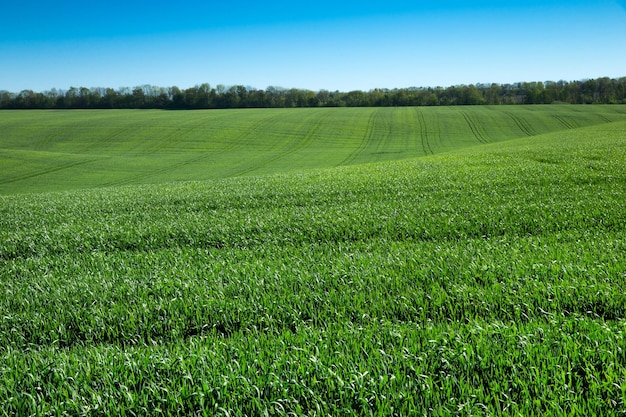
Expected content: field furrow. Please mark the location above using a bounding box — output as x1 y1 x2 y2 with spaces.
415 107 434 155
229 109 335 176
0 157 99 185
338 108 380 166
505 111 538 136
1 106 626 194
1 111 626 415
553 114 578 129
458 109 490 144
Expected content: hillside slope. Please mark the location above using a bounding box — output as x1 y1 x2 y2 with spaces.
1 105 625 194
1 120 625 414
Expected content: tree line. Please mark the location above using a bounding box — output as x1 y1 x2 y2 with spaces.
2 77 626 109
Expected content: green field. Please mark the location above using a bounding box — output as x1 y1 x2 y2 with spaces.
1 105 625 194
1 106 626 415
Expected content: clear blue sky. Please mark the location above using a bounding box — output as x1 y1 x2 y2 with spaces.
1 0 625 92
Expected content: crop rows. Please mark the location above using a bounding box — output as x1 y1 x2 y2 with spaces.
2 105 626 194
1 119 626 414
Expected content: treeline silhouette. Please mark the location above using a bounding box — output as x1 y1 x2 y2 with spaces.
2 77 626 109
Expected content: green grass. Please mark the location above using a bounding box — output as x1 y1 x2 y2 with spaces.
1 107 626 415
1 105 625 194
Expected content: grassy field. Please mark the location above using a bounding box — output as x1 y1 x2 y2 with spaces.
1 106 626 415
1 105 625 194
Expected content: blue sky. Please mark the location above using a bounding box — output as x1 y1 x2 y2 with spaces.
1 1 625 92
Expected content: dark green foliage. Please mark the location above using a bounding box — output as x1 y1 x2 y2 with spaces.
1 77 626 109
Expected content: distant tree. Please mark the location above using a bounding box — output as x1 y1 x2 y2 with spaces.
131 87 146 108
15 90 35 108
64 87 80 108
563 81 582 104
594 77 614 104
100 88 119 108
292 89 318 107
0 90 14 108
247 89 269 107
166 86 183 108
343 90 368 107
316 89 330 106
617 78 626 104
219 85 247 108
77 87 92 107
193 83 213 108
425 92 439 106
44 88 60 104
461 85 484 105
265 86 286 107
2 76 626 109
521 82 545 104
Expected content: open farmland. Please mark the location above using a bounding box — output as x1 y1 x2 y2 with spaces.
1 105 625 194
1 106 626 415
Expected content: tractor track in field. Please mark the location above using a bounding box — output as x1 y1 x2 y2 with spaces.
458 110 489 144
553 115 578 130
505 111 538 137
33 128 63 151
98 152 217 188
0 158 100 186
415 108 434 155
339 109 380 166
219 112 289 153
231 110 333 177
98 112 292 187
373 109 393 156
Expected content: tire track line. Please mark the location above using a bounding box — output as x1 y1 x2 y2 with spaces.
0 158 101 186
505 111 537 136
232 109 333 177
415 108 434 155
553 115 577 130
458 110 489 144
339 108 379 166
99 112 291 187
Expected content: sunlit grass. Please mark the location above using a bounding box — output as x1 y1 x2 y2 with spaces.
1 113 625 415
1 105 625 194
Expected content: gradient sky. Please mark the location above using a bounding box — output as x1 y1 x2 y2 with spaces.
2 1 626 92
